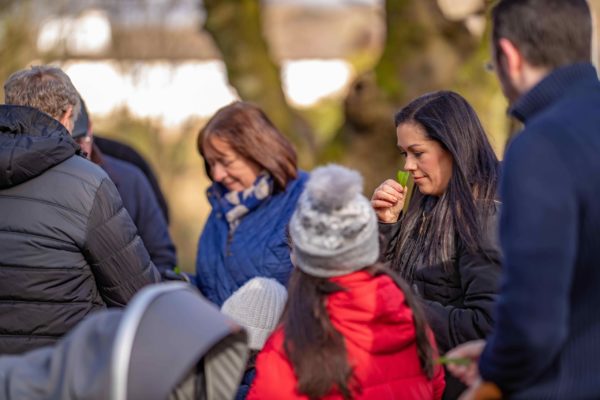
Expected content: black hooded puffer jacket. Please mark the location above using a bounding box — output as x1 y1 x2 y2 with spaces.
0 105 160 354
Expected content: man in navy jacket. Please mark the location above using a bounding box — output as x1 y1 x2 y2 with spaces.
447 1 600 398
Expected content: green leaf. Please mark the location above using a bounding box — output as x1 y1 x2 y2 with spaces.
437 356 472 366
396 170 410 186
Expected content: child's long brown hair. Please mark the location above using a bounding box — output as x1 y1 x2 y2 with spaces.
281 264 435 399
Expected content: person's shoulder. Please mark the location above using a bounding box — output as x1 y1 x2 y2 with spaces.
524 87 600 141
504 116 562 165
272 170 306 199
286 170 309 189
103 154 146 180
57 154 109 186
48 155 115 213
261 326 285 353
296 170 310 182
286 170 310 192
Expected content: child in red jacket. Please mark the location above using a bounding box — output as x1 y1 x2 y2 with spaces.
248 165 445 400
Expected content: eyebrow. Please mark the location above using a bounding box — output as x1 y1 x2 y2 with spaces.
397 143 425 151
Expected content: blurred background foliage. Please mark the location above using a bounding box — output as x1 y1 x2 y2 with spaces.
1 0 599 271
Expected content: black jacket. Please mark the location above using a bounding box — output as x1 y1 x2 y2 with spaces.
0 105 160 354
380 202 502 353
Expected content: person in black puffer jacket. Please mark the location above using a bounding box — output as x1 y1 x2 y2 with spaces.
0 65 161 355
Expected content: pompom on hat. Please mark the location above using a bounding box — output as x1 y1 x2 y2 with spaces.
221 277 287 350
289 164 379 278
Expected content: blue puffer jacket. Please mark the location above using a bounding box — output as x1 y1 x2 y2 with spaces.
195 171 308 306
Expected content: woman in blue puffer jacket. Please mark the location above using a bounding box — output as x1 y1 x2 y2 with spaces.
195 101 308 306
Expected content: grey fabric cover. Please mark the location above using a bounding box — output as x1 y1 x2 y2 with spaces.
203 333 248 400
121 283 248 400
0 310 122 400
0 283 248 400
0 104 160 354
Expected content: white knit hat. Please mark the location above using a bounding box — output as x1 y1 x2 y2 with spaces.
221 277 287 350
289 164 379 278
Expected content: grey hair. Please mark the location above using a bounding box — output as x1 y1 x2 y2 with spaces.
4 65 80 124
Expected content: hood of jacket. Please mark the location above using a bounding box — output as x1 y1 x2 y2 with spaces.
0 105 79 189
327 271 417 354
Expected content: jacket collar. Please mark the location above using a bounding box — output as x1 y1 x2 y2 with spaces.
510 62 598 123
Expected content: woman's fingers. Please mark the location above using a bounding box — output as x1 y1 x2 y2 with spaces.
379 179 405 194
372 189 399 204
372 180 405 203
371 178 408 223
371 199 395 209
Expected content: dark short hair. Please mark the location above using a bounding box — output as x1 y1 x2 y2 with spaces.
492 0 592 68
197 101 298 192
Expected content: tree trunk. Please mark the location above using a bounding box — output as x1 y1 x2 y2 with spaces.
337 0 484 194
0 1 36 101
202 0 315 162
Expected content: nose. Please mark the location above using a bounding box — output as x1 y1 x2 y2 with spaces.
404 155 417 172
211 163 227 182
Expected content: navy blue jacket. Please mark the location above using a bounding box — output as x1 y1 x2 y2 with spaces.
95 136 170 224
99 153 176 274
195 172 308 306
479 63 600 399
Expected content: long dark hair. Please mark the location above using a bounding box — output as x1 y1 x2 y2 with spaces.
392 91 499 280
282 265 436 399
197 101 297 192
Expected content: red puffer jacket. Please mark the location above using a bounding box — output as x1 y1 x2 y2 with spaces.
247 271 445 399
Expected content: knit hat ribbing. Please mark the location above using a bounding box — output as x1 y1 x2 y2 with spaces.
289 164 379 278
221 277 287 350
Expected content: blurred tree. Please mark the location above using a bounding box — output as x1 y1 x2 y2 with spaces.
202 0 315 162
0 0 35 100
337 0 497 192
201 0 508 192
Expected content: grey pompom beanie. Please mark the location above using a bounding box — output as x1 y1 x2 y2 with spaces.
289 164 379 278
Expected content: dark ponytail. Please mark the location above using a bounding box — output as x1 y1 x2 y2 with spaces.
283 269 354 399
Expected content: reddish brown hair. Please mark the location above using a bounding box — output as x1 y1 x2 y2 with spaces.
197 101 298 192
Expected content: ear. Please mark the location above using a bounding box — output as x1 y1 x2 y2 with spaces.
498 38 523 78
59 105 74 133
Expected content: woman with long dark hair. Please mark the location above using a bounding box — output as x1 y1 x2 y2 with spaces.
248 165 445 400
371 90 502 398
195 101 308 306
